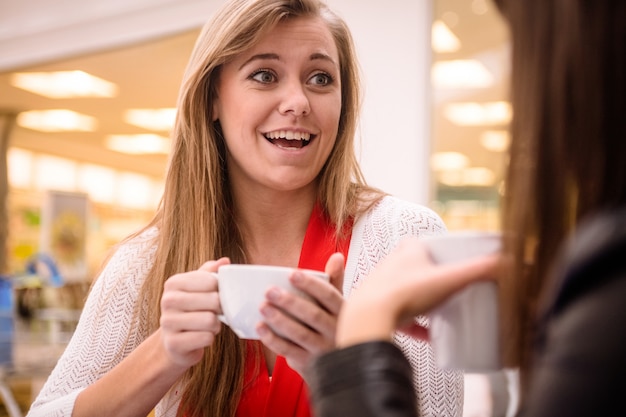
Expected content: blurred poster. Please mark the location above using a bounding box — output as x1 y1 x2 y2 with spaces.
40 190 89 283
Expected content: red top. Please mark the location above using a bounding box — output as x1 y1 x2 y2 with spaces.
234 203 352 417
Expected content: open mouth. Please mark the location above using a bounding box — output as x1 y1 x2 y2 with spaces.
264 130 313 149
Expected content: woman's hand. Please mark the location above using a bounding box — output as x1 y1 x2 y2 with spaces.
336 237 500 348
257 252 345 375
159 257 231 368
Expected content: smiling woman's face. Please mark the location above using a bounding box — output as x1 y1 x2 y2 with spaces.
213 16 342 197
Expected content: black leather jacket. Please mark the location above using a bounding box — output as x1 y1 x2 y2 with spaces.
309 209 626 417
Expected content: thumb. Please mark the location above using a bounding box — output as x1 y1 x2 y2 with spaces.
325 252 345 294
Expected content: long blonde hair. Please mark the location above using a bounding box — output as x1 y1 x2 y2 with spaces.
129 0 383 415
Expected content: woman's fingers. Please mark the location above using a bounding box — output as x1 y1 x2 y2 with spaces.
290 270 344 316
160 310 222 332
256 322 309 374
265 272 342 339
160 288 221 313
258 262 347 375
335 237 502 347
159 257 230 368
398 253 501 318
161 328 220 357
260 291 333 346
353 237 500 319
198 257 231 273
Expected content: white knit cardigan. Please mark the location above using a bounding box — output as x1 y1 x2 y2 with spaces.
26 196 463 417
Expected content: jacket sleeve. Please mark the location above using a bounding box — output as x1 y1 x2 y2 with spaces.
309 341 419 417
520 209 626 417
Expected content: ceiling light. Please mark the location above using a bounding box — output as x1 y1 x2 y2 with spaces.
463 167 495 186
443 200 483 217
17 109 97 132
124 108 177 131
8 148 34 189
115 173 158 210
432 20 461 53
438 167 495 187
441 12 459 28
444 101 512 126
34 155 77 191
106 134 171 155
431 151 469 171
11 70 118 98
480 130 510 152
438 170 464 186
432 60 494 88
472 0 489 15
77 164 117 204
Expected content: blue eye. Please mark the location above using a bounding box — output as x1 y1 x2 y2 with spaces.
309 72 333 86
250 69 276 84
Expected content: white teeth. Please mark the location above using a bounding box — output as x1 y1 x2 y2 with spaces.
265 130 311 141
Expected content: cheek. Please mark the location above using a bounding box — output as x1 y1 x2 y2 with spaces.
320 97 343 160
214 93 252 142
320 113 340 160
316 89 341 122
324 97 342 140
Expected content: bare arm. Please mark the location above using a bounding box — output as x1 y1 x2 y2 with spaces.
72 330 185 417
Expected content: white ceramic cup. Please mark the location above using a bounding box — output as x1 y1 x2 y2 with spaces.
214 264 329 340
421 231 502 372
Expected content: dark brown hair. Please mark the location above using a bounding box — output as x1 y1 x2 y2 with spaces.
495 0 626 388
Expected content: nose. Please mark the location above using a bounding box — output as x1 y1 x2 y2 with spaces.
278 81 311 117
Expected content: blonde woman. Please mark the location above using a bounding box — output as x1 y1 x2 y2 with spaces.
26 1 461 416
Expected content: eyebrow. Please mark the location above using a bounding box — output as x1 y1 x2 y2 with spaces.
238 52 337 70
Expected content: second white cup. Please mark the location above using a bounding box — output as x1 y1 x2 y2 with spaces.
214 264 329 340
421 231 502 373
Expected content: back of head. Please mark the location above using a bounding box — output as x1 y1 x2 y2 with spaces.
495 0 626 376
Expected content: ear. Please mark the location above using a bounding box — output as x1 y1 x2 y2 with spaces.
212 97 220 122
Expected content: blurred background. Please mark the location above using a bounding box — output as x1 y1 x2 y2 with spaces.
0 0 510 416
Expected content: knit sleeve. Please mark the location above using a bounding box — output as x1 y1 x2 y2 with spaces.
343 196 463 417
25 228 158 417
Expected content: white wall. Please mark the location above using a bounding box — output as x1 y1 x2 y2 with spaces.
329 0 433 204
0 0 433 204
